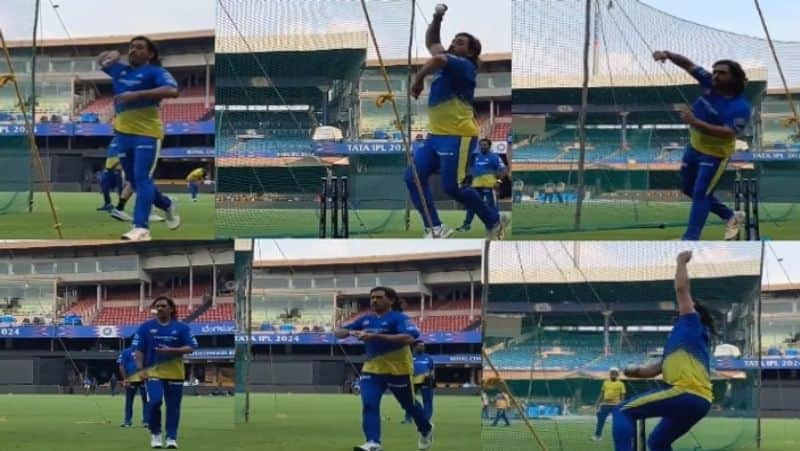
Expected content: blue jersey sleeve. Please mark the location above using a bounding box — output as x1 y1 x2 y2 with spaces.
181 324 198 350
395 314 420 339
343 318 363 331
427 357 435 372
116 353 123 365
102 62 127 79
151 66 178 89
723 102 752 135
444 54 474 84
690 66 713 90
132 323 148 354
493 154 506 172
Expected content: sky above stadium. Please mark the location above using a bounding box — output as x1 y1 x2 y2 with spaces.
254 239 481 261
762 242 800 287
644 0 800 41
1 0 512 54
2 0 215 40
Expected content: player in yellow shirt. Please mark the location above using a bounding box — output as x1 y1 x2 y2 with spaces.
491 392 510 426
592 367 626 441
186 167 205 202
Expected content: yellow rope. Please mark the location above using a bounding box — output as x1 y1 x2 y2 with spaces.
0 28 63 238
359 0 435 233
754 0 800 138
482 348 550 451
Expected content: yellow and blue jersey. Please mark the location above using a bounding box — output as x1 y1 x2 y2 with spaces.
688 66 751 159
600 379 626 405
470 151 506 188
428 54 479 137
132 318 197 381
344 311 420 376
117 347 141 383
186 168 205 182
412 353 435 385
103 62 178 140
661 312 713 402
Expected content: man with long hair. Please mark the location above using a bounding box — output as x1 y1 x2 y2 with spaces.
334 287 433 451
652 51 752 240
98 36 181 241
612 251 715 450
407 4 508 239
132 296 197 448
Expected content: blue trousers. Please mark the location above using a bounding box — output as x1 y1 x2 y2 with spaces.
100 169 122 206
115 133 171 229
595 404 617 437
405 135 499 229
464 188 497 227
612 388 711 451
360 373 431 444
404 384 434 422
188 182 199 199
124 382 150 426
145 379 184 440
680 147 733 240
492 409 510 426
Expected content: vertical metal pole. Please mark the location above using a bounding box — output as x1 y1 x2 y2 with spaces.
331 176 339 238
319 177 328 238
28 0 41 212
340 176 349 238
574 0 593 231
751 178 760 240
744 178 752 241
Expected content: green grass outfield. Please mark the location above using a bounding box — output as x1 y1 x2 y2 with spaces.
235 393 479 451
481 415 800 451
0 394 233 451
511 202 799 240
216 208 512 239
0 192 215 239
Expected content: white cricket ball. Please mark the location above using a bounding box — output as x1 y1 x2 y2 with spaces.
435 4 447 14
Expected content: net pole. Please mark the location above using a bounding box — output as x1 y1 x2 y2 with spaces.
405 0 415 232
28 0 41 213
245 239 254 423
756 240 765 449
359 0 434 233
0 29 63 238
573 0 592 231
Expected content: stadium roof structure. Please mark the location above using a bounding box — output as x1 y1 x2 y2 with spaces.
514 0 800 91
512 80 768 122
254 249 481 269
5 30 215 49
487 242 762 324
216 49 365 84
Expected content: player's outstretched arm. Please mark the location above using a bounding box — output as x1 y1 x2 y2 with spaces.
652 50 697 73
363 333 416 345
624 361 662 379
426 4 448 56
675 250 696 316
155 344 194 355
410 56 448 99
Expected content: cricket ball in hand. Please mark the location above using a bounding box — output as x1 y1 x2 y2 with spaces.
435 4 447 14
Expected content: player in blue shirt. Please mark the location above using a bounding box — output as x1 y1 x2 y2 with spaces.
457 138 508 232
98 36 181 241
652 51 751 240
407 5 508 239
117 345 150 428
612 251 715 451
334 287 433 451
403 340 435 424
132 296 197 449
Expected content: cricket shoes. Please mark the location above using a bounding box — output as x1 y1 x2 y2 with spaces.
164 200 181 230
591 435 601 441
486 214 510 240
424 224 453 239
724 211 746 241
165 438 178 449
418 424 434 450
353 442 382 451
455 224 471 233
119 423 132 428
121 227 151 242
111 208 132 222
150 433 163 449
97 204 113 212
